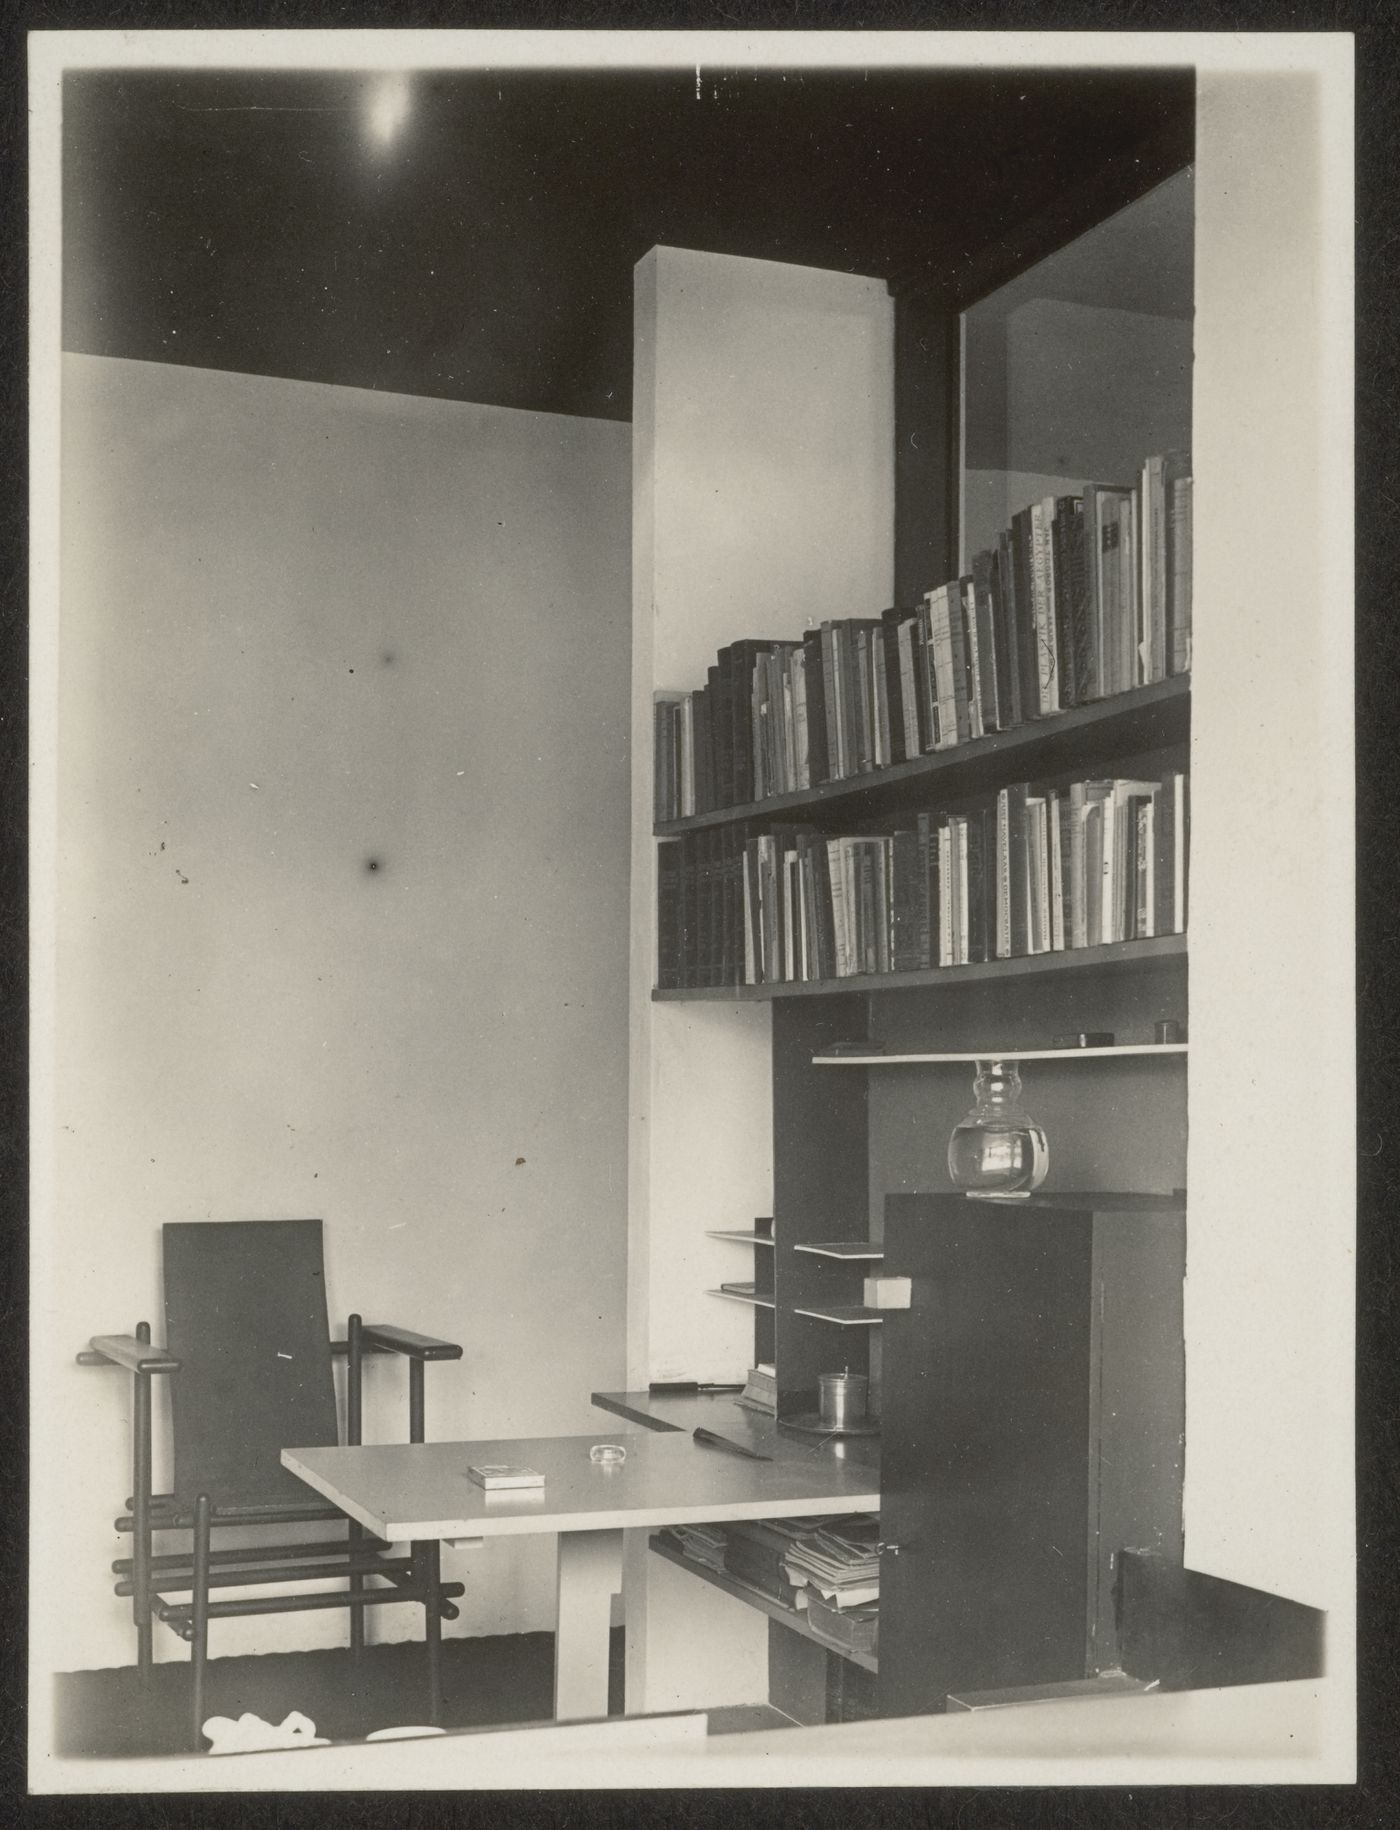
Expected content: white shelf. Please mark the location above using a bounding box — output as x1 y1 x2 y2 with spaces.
793 1241 884 1261
792 1303 884 1327
706 1287 776 1311
706 1230 775 1246
813 1043 1187 1067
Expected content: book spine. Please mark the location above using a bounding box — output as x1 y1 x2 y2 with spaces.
890 828 923 973
1068 780 1088 949
945 584 971 743
1031 498 1060 715
971 549 1002 732
1169 475 1193 675
996 532 1024 728
803 628 829 785
873 623 892 768
965 806 988 964
961 579 985 741
656 838 681 989
1005 782 1030 957
1127 805 1149 944
915 811 935 969
995 788 1011 958
881 609 905 762
937 823 953 968
1011 511 1039 722
918 594 940 749
1047 789 1065 952
1050 498 1077 710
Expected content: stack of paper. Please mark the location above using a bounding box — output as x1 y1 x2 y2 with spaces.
782 1516 881 1609
658 1523 727 1572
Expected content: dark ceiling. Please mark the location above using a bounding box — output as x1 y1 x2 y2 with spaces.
62 64 1194 422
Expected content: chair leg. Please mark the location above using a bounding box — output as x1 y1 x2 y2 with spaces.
346 1313 365 1659
416 1539 443 1726
190 1494 212 1750
131 1346 154 1683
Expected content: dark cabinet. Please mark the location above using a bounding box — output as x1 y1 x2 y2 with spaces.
876 1191 1185 1718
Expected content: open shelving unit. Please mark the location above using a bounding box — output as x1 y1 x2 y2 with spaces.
631 107 1202 1726
653 932 1186 1003
705 1285 774 1310
649 1535 878 1674
655 674 1188 839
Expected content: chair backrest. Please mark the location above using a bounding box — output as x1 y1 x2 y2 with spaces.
163 1219 339 1507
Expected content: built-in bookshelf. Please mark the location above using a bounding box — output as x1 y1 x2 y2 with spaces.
654 455 1191 827
632 145 1197 1722
655 690 1188 997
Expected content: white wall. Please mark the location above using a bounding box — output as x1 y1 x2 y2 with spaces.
1187 62 1353 1648
627 247 893 1710
36 355 632 1672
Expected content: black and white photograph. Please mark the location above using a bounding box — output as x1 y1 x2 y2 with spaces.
27 26 1356 1794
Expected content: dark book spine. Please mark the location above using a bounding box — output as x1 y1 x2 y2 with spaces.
802 627 829 786
881 607 906 764
857 843 878 976
1050 499 1078 711
713 645 735 808
692 687 713 815
971 550 1001 732
678 834 697 986
1006 781 1031 957
917 596 940 749
845 629 867 772
1061 497 1092 707
965 807 989 965
656 838 682 989
996 532 1023 729
890 828 922 973
916 811 935 969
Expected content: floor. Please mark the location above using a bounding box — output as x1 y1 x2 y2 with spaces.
53 1632 790 1758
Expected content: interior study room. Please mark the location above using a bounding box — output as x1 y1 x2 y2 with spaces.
29 33 1354 1791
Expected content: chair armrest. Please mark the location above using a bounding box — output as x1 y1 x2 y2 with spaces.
358 1324 462 1362
80 1334 181 1375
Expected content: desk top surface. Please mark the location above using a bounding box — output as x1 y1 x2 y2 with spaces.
591 1390 882 1473
281 1431 879 1541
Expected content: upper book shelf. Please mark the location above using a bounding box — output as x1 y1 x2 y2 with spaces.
655 451 1193 838
656 675 1188 838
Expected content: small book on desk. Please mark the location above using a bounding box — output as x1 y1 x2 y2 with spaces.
467 1463 545 1490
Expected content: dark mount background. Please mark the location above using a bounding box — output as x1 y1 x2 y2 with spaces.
63 64 1193 420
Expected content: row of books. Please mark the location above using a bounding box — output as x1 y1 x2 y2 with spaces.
656 1512 879 1613
653 452 1192 821
657 772 1187 990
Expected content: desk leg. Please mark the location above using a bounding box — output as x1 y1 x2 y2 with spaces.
414 1539 443 1725
555 1529 623 1721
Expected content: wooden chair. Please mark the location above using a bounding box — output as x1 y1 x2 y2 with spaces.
80 1219 466 1748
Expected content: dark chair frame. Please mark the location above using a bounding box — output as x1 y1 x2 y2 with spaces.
80 1312 466 1747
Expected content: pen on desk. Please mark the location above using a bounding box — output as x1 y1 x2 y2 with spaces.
692 1427 771 1461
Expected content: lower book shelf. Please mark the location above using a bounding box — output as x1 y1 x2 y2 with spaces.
649 1533 879 1675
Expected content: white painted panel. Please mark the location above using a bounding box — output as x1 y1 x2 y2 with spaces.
1188 64 1353 1639
37 356 632 1673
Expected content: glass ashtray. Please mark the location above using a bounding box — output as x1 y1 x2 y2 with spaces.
589 1443 627 1464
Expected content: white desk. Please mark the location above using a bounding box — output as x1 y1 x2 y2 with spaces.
281 1431 879 1721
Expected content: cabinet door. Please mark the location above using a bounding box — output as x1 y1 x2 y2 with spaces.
877 1194 1097 1717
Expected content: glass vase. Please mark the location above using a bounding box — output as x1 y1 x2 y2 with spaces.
947 1059 1049 1196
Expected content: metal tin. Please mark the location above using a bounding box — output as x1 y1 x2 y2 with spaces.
818 1372 869 1431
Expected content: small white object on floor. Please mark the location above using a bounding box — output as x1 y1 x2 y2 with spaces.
366 1725 448 1741
202 1710 328 1754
